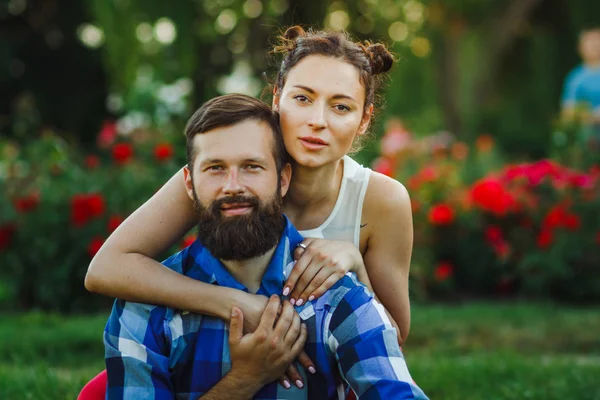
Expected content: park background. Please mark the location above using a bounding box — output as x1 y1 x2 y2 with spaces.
1 0 599 399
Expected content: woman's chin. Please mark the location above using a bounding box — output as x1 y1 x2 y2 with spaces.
291 150 340 169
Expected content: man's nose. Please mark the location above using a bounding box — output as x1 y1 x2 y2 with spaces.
222 168 244 195
308 104 328 130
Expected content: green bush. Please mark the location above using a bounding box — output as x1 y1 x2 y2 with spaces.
1 132 182 312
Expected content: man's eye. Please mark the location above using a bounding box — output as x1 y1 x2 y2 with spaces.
245 164 261 170
207 165 223 171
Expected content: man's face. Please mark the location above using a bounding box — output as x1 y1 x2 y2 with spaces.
184 119 291 260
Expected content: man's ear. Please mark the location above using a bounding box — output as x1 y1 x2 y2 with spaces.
272 86 280 112
357 104 374 136
279 163 292 198
183 165 195 201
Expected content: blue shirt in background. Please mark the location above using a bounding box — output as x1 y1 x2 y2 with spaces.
104 217 428 399
562 64 600 113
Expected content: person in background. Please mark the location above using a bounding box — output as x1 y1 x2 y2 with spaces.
561 27 600 134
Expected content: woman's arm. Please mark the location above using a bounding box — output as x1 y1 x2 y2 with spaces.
361 173 413 345
85 167 258 321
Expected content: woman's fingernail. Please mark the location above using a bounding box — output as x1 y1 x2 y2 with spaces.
296 299 304 306
308 295 315 301
283 380 291 389
295 380 304 389
283 287 290 296
308 366 316 374
290 298 295 305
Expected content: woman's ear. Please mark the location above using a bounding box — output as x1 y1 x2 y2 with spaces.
272 86 281 111
357 104 374 136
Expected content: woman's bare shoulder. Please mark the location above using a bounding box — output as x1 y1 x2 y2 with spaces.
363 171 411 220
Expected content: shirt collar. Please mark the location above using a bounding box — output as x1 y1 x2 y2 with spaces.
188 216 304 295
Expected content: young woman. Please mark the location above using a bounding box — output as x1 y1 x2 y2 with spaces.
80 26 414 397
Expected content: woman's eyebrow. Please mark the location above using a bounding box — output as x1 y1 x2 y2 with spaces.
293 85 357 102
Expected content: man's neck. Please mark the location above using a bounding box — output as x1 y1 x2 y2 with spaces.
220 246 278 293
583 59 600 68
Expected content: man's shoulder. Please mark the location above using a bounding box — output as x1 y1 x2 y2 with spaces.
313 273 374 312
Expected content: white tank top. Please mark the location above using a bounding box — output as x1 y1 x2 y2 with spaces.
298 156 371 247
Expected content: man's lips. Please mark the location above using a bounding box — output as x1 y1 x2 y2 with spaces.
220 202 253 215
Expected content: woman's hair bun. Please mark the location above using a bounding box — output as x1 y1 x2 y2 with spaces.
283 25 306 41
366 43 394 74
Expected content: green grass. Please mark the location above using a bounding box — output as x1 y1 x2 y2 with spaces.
1 302 599 399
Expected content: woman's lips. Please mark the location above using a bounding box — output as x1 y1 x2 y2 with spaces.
299 137 328 150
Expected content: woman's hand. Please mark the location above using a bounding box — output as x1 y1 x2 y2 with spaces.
236 291 316 389
283 238 366 306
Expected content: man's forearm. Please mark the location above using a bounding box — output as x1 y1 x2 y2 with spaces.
199 370 264 400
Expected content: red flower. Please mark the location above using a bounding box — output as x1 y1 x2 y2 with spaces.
428 203 455 225
493 240 510 259
563 213 581 231
542 205 568 230
112 143 134 165
154 143 174 162
537 230 553 249
71 193 105 227
470 178 517 216
0 223 16 251
485 225 503 243
88 237 105 257
434 262 453 281
372 157 394 177
180 234 196 249
85 155 100 169
13 193 40 213
108 215 124 233
97 121 117 148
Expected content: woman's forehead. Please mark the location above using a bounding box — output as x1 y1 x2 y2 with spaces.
283 55 365 100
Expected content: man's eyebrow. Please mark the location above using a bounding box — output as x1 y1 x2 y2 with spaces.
198 157 268 165
198 159 224 166
293 85 357 102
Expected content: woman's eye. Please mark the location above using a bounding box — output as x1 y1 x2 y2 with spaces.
294 95 310 103
334 104 351 112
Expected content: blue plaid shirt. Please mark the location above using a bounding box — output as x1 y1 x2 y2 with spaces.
104 218 428 399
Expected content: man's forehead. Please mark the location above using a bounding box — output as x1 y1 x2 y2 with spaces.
192 121 275 164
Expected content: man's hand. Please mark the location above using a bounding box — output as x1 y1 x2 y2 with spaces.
228 295 308 390
236 292 316 388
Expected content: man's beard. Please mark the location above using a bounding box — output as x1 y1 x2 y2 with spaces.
191 187 285 261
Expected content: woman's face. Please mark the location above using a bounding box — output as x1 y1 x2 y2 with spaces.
275 55 372 168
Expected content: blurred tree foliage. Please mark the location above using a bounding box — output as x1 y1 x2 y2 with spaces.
1 0 598 157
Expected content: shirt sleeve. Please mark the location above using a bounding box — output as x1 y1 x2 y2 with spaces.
327 284 429 400
104 299 174 400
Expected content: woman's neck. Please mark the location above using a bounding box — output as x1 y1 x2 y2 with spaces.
283 158 344 224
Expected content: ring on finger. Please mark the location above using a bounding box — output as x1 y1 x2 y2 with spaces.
296 243 307 250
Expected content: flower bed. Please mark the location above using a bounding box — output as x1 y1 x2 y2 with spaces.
372 122 600 302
